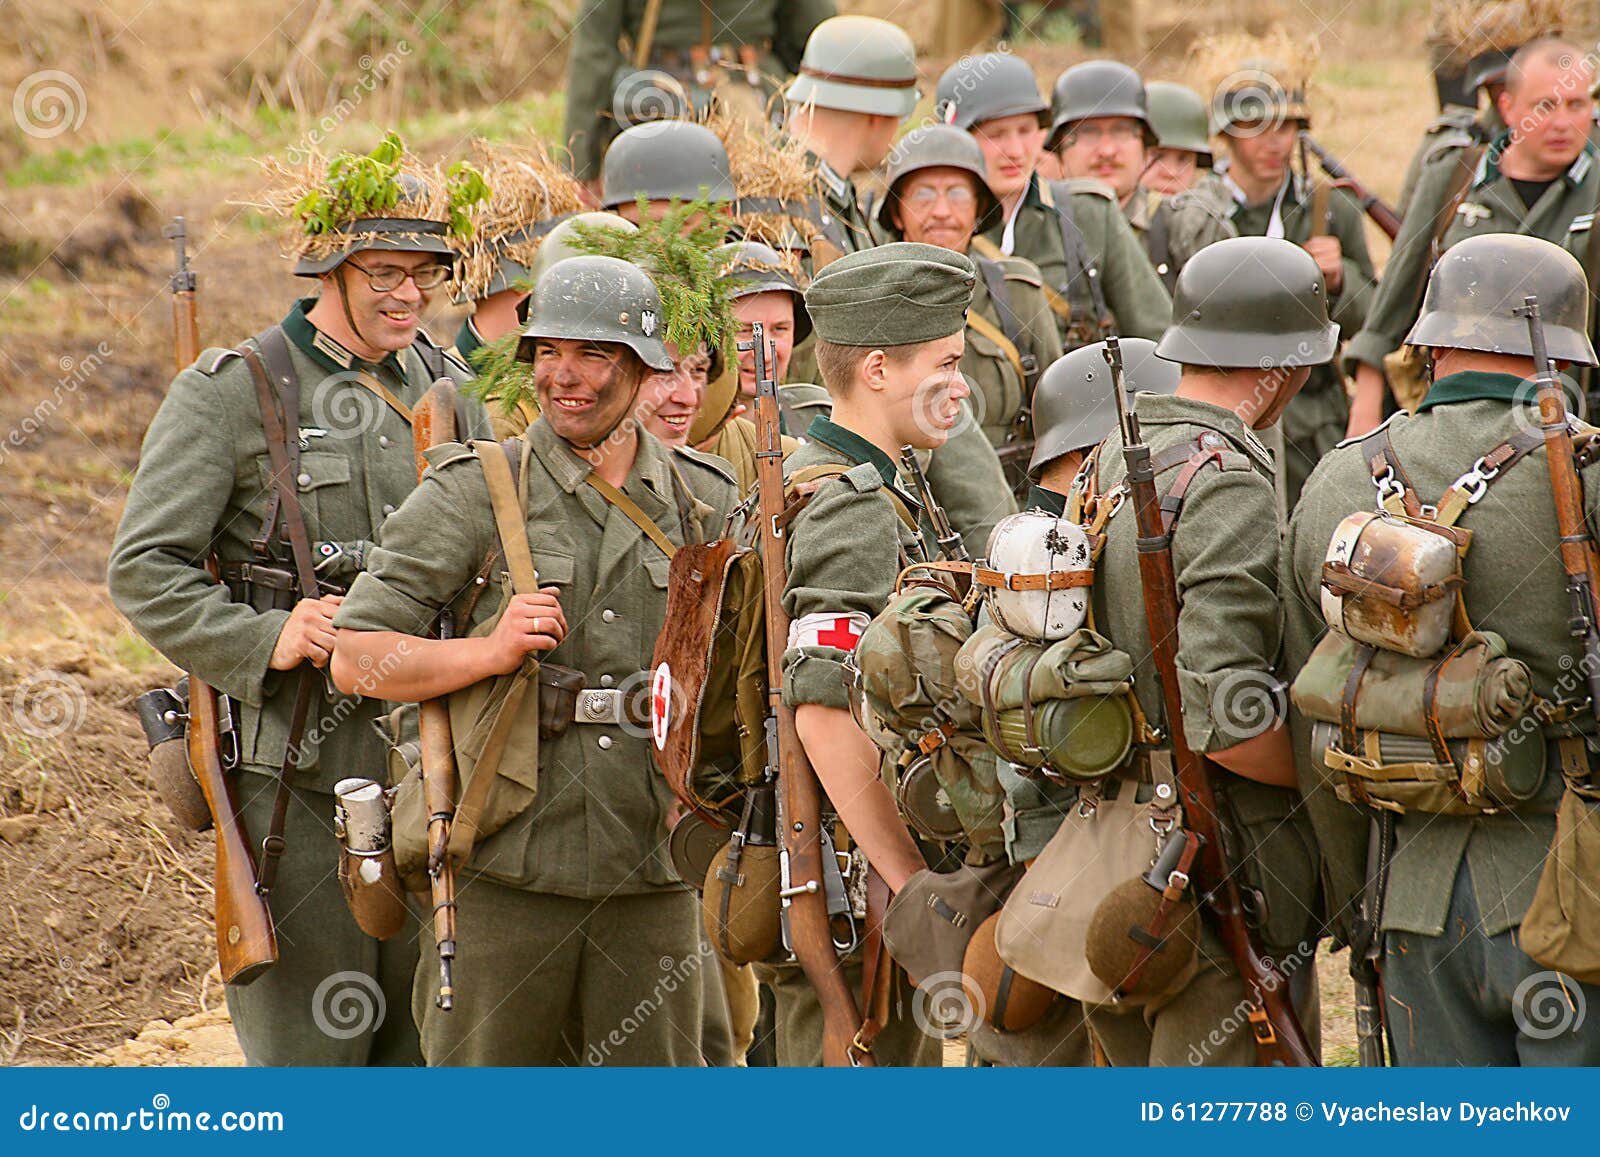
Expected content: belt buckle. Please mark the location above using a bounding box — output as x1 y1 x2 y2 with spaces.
575 688 623 725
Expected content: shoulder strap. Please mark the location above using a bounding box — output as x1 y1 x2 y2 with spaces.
237 324 318 897
584 473 679 558
1043 181 1112 331
1146 198 1176 291
964 310 1029 390
1585 172 1600 398
973 256 1039 390
786 462 921 536
1426 144 1487 272
974 233 1073 327
475 439 540 593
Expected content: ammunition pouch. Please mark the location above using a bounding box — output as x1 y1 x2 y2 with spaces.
221 559 347 614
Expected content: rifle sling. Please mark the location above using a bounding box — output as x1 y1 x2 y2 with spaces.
240 327 322 897
1040 181 1112 332
584 474 679 558
851 866 893 1063
964 310 1029 396
973 233 1073 329
1586 175 1600 397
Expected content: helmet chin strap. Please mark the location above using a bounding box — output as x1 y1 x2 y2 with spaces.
333 264 379 359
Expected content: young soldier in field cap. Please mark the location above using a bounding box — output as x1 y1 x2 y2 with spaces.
758 242 978 1066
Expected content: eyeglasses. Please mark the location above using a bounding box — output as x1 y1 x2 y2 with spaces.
345 258 453 292
1063 122 1145 146
902 184 978 209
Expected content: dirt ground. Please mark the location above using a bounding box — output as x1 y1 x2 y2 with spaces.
1 2 1432 1067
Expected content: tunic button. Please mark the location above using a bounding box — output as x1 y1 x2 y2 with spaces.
601 609 616 623
379 435 391 449
597 735 613 750
296 472 312 488
600 674 615 687
382 504 396 516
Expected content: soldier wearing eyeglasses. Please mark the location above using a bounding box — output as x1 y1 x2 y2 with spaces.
109 158 490 1066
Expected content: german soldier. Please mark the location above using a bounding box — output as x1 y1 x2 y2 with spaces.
1049 61 1236 291
331 255 739 1064
1082 237 1329 1064
1191 35 1378 507
562 0 833 193
108 139 491 1065
1283 234 1600 1064
1142 81 1216 196
1346 39 1597 435
933 52 1173 351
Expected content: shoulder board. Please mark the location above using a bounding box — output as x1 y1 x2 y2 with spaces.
1160 189 1229 221
671 444 738 487
780 381 831 403
1060 177 1116 202
997 255 1044 287
1426 107 1477 133
1421 133 1474 165
425 440 481 471
197 347 243 375
1332 410 1404 451
414 328 473 379
841 462 884 493
1570 213 1594 234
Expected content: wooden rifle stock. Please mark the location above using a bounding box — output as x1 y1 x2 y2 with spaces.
412 381 460 1011
189 562 280 984
1104 338 1317 1066
1299 133 1401 241
162 215 277 983
1521 297 1600 724
745 324 868 1066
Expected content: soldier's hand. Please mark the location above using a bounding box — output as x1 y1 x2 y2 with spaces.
484 588 567 674
270 594 344 670
1302 236 1344 295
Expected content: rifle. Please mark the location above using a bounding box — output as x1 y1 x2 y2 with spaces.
1299 133 1402 241
1103 336 1317 1065
411 381 460 1012
898 445 969 563
1520 295 1600 726
746 321 870 1067
163 214 278 983
1349 811 1393 1066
